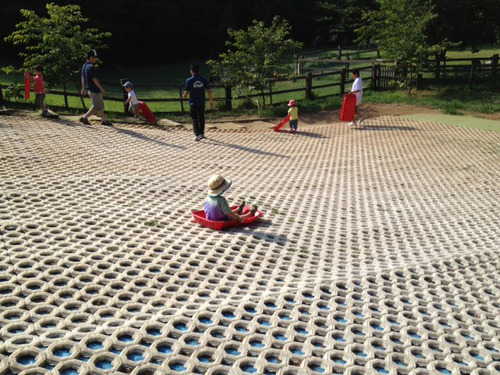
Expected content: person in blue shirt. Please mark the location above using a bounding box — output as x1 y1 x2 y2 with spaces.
183 64 214 141
80 50 111 126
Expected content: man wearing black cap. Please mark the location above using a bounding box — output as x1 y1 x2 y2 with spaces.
80 50 111 126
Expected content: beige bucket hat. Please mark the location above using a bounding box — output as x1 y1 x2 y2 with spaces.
207 175 232 196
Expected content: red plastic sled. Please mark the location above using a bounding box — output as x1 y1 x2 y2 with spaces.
192 205 264 230
24 74 31 100
274 114 291 131
340 93 356 122
138 101 157 124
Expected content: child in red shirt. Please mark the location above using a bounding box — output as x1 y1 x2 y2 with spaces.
25 65 48 116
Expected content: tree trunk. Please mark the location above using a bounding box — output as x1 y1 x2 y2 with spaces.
408 69 413 95
63 82 69 110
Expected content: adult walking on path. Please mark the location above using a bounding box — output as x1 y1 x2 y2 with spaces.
80 50 111 126
183 64 214 141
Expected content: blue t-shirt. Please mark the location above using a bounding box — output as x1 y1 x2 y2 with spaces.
204 195 231 221
185 75 210 107
81 61 100 93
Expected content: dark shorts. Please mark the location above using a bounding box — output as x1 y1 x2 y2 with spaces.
35 93 45 109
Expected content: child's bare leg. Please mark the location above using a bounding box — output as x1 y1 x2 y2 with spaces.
355 106 365 124
240 204 258 218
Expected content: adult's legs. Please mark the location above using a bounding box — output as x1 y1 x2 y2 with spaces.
190 106 200 136
198 106 206 136
83 92 108 121
191 105 205 136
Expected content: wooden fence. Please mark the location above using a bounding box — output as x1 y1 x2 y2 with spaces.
1 55 497 114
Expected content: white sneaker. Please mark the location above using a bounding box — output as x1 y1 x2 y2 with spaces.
348 121 355 126
194 135 201 141
199 134 206 140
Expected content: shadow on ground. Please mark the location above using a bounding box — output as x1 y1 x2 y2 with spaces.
114 127 186 149
206 138 288 158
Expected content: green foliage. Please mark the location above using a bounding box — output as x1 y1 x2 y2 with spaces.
3 83 24 101
357 0 458 91
3 3 111 88
315 0 376 44
208 16 302 94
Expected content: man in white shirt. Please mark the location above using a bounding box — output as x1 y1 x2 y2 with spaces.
349 69 365 126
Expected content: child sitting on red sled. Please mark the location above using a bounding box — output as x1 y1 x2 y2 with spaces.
204 175 257 222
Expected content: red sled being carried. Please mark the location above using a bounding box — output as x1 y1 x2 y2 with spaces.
274 114 291 132
138 101 157 124
24 74 31 100
340 93 356 122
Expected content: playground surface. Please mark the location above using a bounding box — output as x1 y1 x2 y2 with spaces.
0 113 499 374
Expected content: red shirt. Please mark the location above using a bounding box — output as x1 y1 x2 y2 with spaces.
33 74 45 94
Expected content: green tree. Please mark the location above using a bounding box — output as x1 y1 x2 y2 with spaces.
357 0 453 92
315 0 376 46
4 3 110 93
208 16 302 112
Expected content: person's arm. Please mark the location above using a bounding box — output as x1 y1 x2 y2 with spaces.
92 77 106 96
81 75 87 96
183 80 190 98
220 198 243 222
207 88 214 110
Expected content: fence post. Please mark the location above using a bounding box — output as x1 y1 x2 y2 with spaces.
269 82 273 106
305 72 313 100
63 82 69 110
491 54 499 77
435 58 440 79
120 78 129 115
416 74 423 90
377 49 381 59
340 69 346 95
371 64 377 91
469 59 477 90
338 45 342 59
178 87 185 114
0 85 3 105
224 85 232 110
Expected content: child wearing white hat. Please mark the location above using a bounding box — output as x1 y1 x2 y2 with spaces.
204 175 257 222
123 81 146 122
